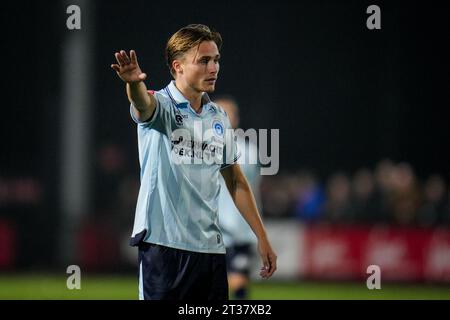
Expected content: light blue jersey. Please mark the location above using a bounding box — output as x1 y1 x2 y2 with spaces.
129 81 239 254
218 137 260 247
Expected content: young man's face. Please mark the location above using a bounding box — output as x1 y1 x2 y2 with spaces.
178 40 220 93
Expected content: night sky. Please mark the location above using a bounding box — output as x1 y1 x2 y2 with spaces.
2 0 449 180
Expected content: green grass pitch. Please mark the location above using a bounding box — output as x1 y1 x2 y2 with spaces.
1 275 450 300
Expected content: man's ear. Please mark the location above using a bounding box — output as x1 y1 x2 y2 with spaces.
172 60 183 75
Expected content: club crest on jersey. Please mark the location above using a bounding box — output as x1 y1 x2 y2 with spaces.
175 114 183 126
212 120 224 137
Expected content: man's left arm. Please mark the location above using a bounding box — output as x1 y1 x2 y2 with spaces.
221 164 277 279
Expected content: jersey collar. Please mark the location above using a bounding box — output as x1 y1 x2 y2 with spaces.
167 81 213 113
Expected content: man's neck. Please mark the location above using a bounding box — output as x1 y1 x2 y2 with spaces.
174 79 203 113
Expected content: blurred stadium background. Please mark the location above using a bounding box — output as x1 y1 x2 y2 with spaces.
1 0 450 299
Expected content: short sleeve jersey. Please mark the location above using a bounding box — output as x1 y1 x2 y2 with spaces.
129 81 239 254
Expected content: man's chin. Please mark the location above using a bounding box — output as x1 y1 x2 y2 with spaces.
204 85 216 93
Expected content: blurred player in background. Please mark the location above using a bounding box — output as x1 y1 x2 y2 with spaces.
214 96 261 300
111 24 277 300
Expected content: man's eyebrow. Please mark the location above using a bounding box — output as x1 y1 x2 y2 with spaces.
197 54 221 60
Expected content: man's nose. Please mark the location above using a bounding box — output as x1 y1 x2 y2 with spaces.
208 61 218 74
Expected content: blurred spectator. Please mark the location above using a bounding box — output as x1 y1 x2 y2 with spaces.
78 142 134 271
93 142 128 217
293 170 325 222
416 174 448 227
257 160 450 228
372 158 396 223
0 177 42 206
351 168 379 223
446 189 450 225
260 174 292 217
323 172 355 223
388 162 421 225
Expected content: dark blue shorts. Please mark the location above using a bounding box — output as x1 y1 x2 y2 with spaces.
138 242 229 300
226 244 254 277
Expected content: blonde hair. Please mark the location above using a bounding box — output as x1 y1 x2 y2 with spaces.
165 24 222 77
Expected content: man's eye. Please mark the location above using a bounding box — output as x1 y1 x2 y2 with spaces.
200 59 209 64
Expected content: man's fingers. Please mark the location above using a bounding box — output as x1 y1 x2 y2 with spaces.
260 255 270 279
260 267 268 278
115 52 125 66
267 255 277 277
120 50 131 64
259 252 277 279
111 64 120 72
130 50 138 64
114 50 136 71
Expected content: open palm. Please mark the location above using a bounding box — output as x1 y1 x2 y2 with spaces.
111 50 147 83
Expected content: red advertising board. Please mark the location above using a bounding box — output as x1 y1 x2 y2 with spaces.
0 220 15 269
302 224 450 282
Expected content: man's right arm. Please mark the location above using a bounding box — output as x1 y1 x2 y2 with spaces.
111 50 157 122
126 81 157 122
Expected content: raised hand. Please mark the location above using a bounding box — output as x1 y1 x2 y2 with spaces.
111 50 147 83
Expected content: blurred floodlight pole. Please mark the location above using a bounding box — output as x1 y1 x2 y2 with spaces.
60 0 93 264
